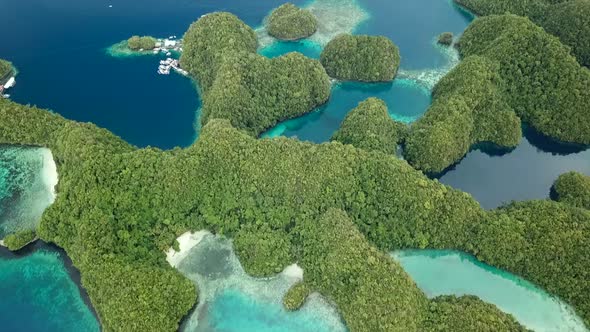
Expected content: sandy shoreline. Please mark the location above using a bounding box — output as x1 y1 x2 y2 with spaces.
166 230 210 268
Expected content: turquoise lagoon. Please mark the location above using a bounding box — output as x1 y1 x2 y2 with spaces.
0 147 57 239
0 249 99 332
174 233 347 332
395 250 588 332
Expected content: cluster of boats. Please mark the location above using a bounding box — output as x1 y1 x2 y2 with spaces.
0 76 15 98
158 58 188 76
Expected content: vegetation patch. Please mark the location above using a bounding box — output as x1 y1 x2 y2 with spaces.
454 0 590 67
3 230 37 251
437 32 454 46
553 171 590 210
283 281 311 311
320 34 400 82
332 98 407 155
1 97 589 329
267 3 318 41
127 35 156 51
404 14 590 173
404 56 521 173
181 12 330 136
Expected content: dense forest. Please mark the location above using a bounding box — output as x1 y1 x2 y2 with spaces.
266 3 318 40
404 14 590 173
332 97 407 155
1 96 589 330
454 0 590 67
320 34 401 82
553 172 590 210
1 5 589 332
126 36 156 50
180 12 330 136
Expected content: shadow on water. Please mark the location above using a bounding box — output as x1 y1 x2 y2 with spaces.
0 240 101 326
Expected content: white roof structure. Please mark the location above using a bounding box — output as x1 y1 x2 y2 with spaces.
3 77 15 89
163 39 176 48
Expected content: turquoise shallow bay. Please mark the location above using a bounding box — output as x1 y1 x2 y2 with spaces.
395 250 588 332
0 250 99 332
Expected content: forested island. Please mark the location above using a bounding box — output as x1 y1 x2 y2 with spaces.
267 3 318 40
1 4 589 332
0 59 12 80
320 34 401 81
404 14 590 173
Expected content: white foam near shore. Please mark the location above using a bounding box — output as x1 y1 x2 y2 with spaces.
282 263 304 281
168 233 346 331
165 230 210 268
398 39 461 90
41 149 58 201
257 0 370 49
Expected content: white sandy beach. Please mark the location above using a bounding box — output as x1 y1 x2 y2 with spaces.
166 230 210 267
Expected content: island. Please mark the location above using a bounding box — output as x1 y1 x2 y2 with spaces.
1 9 590 332
267 3 318 40
320 34 401 82
180 12 331 136
331 97 407 155
127 35 156 51
404 14 590 173
437 32 454 46
454 0 590 67
553 171 590 210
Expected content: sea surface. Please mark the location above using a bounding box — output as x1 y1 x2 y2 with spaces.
0 244 99 332
1 0 589 330
395 250 589 332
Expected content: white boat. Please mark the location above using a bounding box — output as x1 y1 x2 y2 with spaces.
3 77 15 89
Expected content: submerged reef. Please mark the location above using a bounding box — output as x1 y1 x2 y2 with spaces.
404 14 590 173
404 56 521 173
181 12 331 136
332 98 407 155
454 0 590 67
0 147 57 240
553 172 590 210
320 34 401 82
267 3 318 41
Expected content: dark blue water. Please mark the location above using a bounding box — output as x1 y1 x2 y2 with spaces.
2 0 590 330
0 0 306 149
439 127 590 209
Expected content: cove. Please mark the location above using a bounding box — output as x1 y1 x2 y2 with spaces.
262 0 472 142
438 126 590 209
394 250 588 332
0 147 57 239
262 80 431 142
168 232 347 332
0 247 99 332
0 0 308 149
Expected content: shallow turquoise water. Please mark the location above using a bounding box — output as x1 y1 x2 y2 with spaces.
262 79 431 142
175 233 347 332
259 40 322 59
395 250 588 332
207 288 338 332
0 250 99 332
0 147 55 239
